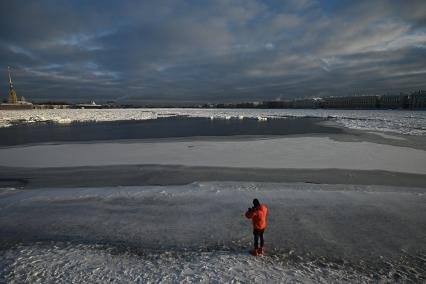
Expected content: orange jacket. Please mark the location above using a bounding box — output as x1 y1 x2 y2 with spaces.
245 204 268 230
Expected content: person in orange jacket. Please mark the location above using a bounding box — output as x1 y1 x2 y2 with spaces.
245 198 268 256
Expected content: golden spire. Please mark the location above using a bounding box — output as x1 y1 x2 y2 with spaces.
8 66 17 103
8 66 12 85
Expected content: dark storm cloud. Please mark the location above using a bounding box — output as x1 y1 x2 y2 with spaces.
0 0 425 103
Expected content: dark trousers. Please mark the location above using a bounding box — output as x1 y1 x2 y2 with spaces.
253 229 265 248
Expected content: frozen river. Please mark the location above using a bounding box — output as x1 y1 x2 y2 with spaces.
0 109 425 282
1 108 426 135
1 182 425 283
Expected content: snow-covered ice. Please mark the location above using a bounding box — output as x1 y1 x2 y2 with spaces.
3 242 421 283
0 109 157 128
1 137 426 175
1 108 426 135
0 182 425 283
1 109 425 282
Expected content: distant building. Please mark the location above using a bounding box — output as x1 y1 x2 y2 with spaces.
254 92 426 110
0 67 33 110
263 100 293 108
292 98 321 109
410 90 426 109
378 94 408 109
321 95 378 109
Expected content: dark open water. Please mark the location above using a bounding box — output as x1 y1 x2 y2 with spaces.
0 117 342 146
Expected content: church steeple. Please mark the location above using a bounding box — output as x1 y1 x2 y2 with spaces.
8 66 17 103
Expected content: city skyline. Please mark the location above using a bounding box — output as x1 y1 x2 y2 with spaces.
1 0 426 103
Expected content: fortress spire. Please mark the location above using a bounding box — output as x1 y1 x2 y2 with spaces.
8 66 12 85
8 66 17 103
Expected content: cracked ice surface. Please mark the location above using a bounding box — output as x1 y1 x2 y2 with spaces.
0 182 425 283
3 243 416 283
0 182 424 258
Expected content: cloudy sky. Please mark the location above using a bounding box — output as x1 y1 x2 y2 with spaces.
1 0 425 104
